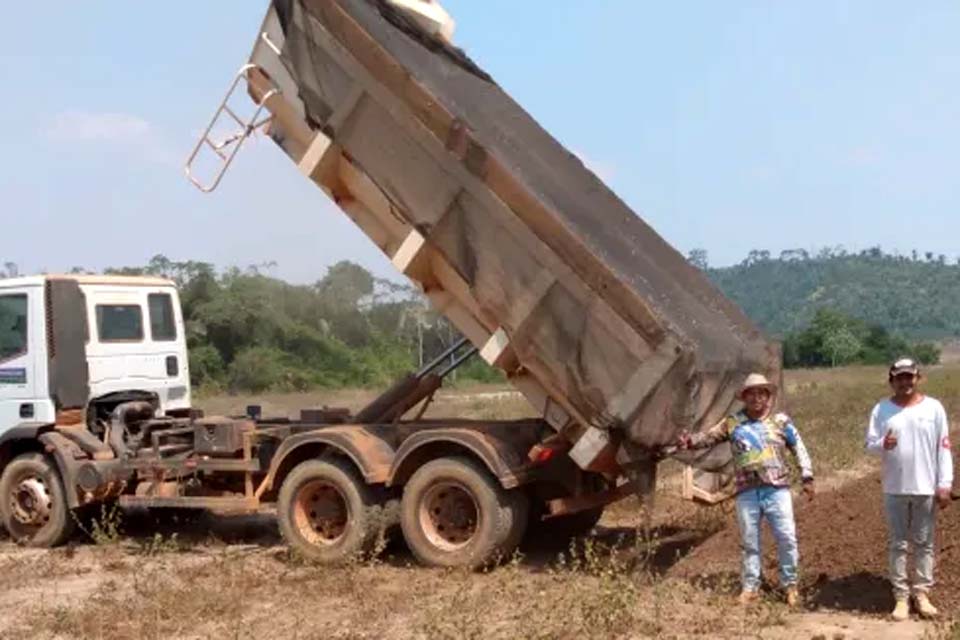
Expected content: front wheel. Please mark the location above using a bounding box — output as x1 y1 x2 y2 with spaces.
0 453 76 547
400 456 528 568
277 457 388 563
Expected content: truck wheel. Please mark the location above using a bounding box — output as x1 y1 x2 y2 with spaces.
0 453 76 547
277 457 384 563
400 456 528 568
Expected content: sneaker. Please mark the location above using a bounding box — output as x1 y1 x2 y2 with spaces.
913 592 939 619
738 589 759 605
891 598 909 621
785 586 800 607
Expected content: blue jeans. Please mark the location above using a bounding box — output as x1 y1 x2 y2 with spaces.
735 486 799 591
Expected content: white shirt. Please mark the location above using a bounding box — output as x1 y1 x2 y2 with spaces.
865 396 953 495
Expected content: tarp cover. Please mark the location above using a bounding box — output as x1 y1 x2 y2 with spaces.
266 0 780 468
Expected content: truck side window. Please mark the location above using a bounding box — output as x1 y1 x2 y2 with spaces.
0 294 27 361
96 305 143 342
148 293 177 341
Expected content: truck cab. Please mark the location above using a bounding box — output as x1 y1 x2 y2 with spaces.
0 274 190 435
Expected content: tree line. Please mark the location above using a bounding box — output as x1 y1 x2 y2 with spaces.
3 244 954 390
96 256 499 392
781 308 939 369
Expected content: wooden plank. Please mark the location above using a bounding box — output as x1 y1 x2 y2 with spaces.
337 158 409 256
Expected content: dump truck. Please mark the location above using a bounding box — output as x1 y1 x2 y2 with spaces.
0 274 592 565
0 0 778 568
186 1 778 484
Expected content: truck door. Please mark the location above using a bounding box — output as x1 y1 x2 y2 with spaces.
0 287 39 434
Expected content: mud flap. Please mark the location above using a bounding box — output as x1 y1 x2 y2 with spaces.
616 442 658 530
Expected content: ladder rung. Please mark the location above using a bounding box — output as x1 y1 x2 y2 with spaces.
222 105 246 127
203 136 229 160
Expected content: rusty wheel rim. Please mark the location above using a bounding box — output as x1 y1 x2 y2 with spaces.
10 475 51 526
6 472 53 540
419 481 479 552
293 480 349 546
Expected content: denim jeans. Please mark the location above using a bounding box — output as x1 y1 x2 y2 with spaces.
735 486 799 591
884 494 936 599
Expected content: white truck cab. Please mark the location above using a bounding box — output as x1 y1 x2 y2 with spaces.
0 275 190 436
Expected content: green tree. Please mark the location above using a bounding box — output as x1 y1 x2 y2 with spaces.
822 326 861 367
315 261 375 311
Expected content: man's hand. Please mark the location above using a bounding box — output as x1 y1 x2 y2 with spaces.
883 429 898 451
676 431 693 450
802 480 815 501
937 488 951 510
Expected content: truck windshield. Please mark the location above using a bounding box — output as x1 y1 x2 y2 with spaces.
0 294 27 360
96 304 143 342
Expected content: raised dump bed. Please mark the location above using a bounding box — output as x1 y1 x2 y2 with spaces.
187 0 779 476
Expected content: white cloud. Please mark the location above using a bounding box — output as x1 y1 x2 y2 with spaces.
43 110 177 165
45 111 153 143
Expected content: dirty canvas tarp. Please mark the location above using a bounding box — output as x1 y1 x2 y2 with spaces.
264 0 779 468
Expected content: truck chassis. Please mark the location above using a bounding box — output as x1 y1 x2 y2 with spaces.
0 340 623 567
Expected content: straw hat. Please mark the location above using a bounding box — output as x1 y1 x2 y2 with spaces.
738 373 777 400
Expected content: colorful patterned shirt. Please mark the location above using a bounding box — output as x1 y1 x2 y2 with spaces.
690 411 814 493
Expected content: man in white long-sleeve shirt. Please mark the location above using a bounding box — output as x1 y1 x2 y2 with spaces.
865 357 953 621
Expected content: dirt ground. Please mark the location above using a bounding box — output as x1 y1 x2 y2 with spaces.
3 369 960 638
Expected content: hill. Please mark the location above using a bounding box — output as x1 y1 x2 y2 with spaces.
702 248 960 339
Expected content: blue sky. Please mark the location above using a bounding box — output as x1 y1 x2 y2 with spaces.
1 1 957 282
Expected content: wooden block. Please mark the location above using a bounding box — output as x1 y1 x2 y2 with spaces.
390 229 434 284
298 132 339 184
479 327 515 368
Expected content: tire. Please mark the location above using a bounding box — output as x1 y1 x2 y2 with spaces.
400 456 528 568
0 453 76 547
277 457 386 563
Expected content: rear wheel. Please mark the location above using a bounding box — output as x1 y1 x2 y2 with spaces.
277 457 387 563
0 453 76 547
400 456 528 568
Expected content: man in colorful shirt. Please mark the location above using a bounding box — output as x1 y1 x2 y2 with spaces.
678 373 815 605
865 358 953 621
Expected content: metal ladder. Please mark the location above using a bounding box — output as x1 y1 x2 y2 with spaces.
184 63 279 193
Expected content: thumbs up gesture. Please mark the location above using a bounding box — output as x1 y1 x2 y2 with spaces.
883 429 898 451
